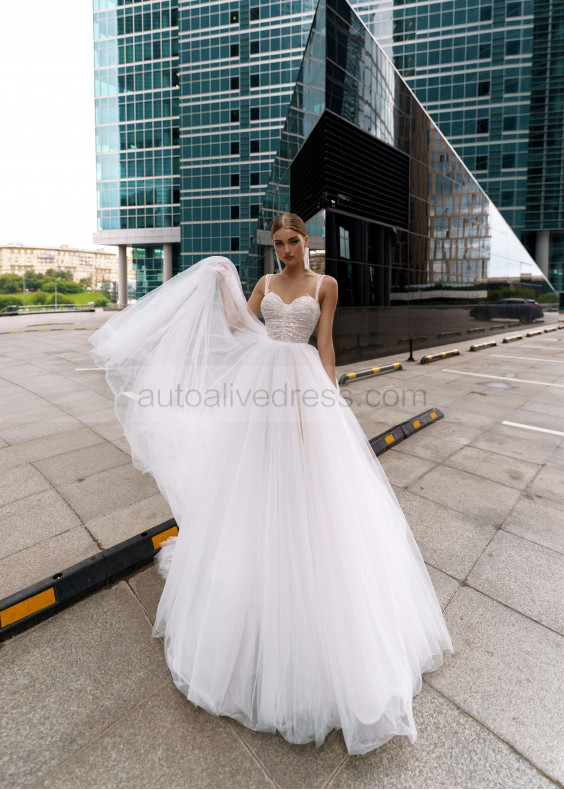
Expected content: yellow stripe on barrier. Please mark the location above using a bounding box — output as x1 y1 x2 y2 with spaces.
372 367 380 373
0 587 56 627
384 434 395 444
430 411 437 419
412 419 421 429
348 372 357 379
152 525 179 550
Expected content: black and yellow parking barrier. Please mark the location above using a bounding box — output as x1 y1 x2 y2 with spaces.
369 408 444 455
502 334 523 343
338 362 403 387
544 326 558 333
420 349 460 364
526 330 543 337
0 519 179 641
469 340 497 351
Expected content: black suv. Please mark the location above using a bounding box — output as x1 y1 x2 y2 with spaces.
470 298 544 324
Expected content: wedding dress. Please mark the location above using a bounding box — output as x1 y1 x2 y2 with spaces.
88 255 454 755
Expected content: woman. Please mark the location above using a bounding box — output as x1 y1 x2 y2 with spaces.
89 212 454 755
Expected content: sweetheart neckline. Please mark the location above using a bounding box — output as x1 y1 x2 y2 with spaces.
263 292 320 308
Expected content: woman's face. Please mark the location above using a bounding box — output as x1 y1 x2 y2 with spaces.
272 228 308 269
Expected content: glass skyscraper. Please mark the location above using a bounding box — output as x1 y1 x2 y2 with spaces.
92 0 559 357
92 0 181 300
178 0 321 292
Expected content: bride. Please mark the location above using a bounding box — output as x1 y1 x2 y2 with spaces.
89 212 454 755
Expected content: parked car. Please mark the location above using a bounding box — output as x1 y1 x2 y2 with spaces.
470 298 544 323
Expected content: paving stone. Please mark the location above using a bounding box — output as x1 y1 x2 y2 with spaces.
467 530 564 634
0 583 170 788
427 586 564 783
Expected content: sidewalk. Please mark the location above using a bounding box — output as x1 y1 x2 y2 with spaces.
1 307 563 788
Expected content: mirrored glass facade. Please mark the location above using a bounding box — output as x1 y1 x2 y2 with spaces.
245 0 557 363
358 0 563 304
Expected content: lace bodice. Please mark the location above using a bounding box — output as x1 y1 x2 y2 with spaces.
260 272 325 343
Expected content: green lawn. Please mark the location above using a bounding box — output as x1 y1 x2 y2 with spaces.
2 290 114 305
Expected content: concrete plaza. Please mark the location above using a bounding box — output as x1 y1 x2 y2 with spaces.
1 308 563 788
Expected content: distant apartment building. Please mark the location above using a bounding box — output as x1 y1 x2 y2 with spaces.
0 243 134 288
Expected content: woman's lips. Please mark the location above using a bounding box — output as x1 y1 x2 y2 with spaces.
285 256 293 260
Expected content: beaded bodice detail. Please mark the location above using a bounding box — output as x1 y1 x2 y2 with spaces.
261 272 325 343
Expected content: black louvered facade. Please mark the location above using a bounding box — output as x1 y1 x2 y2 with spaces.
290 110 409 231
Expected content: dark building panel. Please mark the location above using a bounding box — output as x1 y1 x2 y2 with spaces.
291 110 410 231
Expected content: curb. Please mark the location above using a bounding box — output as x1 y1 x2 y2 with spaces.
0 520 178 642
0 327 99 335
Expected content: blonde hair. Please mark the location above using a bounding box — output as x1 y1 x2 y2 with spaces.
270 213 307 240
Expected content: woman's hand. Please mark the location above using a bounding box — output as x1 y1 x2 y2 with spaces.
209 257 232 276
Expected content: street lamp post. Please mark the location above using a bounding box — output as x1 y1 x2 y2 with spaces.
55 276 61 309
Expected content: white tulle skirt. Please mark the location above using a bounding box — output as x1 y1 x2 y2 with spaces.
88 255 454 755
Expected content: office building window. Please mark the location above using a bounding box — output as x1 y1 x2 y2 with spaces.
480 5 492 21
231 141 240 155
231 109 240 122
231 237 239 250
478 80 490 96
339 226 350 259
231 205 239 219
251 40 260 54
230 43 239 57
250 139 260 152
231 76 239 90
477 118 489 133
503 115 517 131
250 73 260 87
506 2 521 17
230 11 239 23
476 154 488 170
506 40 520 56
502 153 516 168
231 173 240 186
250 107 260 120
504 77 519 93
250 172 260 185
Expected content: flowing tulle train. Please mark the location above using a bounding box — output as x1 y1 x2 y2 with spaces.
88 256 454 755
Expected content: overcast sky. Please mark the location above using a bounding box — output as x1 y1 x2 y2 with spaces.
0 0 105 250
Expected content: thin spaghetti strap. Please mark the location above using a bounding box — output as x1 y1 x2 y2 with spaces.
265 273 271 295
315 273 324 302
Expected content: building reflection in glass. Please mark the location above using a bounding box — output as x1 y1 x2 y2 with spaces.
242 0 556 364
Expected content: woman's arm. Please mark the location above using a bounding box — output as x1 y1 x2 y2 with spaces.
216 272 248 331
316 276 339 388
246 275 266 316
